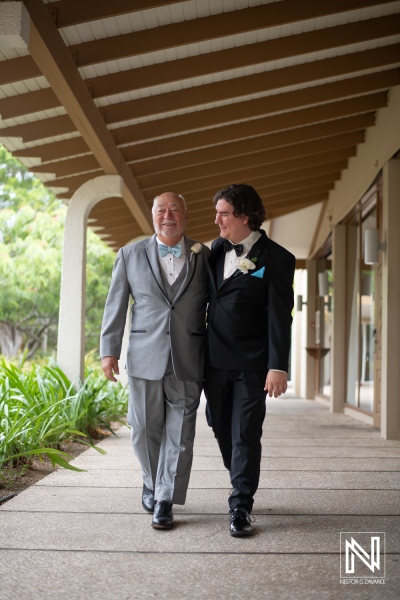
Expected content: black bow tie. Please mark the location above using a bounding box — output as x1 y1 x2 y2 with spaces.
223 239 244 256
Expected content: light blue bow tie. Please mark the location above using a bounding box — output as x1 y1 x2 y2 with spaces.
158 243 182 258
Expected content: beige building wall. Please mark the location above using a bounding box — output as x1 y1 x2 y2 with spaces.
313 86 400 253
381 160 400 439
307 87 400 439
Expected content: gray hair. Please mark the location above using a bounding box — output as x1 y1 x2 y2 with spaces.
152 193 186 214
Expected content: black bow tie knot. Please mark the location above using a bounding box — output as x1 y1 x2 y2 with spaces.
223 239 244 256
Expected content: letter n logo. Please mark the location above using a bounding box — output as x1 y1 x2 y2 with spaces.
346 536 380 573
340 532 385 579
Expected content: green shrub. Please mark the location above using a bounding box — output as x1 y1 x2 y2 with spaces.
0 358 128 473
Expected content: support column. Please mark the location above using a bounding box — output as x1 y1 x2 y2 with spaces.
292 269 303 397
381 159 400 439
57 175 123 383
331 225 346 413
305 259 317 399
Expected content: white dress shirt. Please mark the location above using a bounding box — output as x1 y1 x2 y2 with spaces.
223 230 261 279
156 237 186 286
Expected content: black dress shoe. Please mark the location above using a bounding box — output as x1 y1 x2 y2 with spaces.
151 500 174 529
229 508 253 537
142 484 155 513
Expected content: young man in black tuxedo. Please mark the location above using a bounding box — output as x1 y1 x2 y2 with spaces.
204 183 295 537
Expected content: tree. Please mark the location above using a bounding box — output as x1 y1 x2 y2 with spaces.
0 145 60 213
0 145 116 358
0 205 64 357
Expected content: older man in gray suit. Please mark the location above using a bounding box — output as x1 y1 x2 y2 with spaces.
100 192 210 529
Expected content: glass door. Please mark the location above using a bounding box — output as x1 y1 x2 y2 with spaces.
345 208 377 413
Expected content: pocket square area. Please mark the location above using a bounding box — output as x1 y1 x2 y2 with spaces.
251 266 265 278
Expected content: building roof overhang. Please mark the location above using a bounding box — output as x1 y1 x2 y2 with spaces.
1 0 399 256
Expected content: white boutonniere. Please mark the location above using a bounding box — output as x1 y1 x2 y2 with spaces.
237 257 257 274
190 242 202 262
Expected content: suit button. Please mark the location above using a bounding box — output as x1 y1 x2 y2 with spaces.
167 331 170 335
171 306 174 310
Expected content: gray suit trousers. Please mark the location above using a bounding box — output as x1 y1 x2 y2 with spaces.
127 355 201 505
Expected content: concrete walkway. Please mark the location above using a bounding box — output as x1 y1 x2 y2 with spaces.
1 396 399 599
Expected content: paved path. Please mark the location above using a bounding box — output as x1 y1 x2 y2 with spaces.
1 396 399 599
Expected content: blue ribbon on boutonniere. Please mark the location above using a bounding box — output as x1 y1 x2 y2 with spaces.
251 266 265 278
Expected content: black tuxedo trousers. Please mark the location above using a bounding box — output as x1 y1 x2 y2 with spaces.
204 230 295 512
204 363 267 512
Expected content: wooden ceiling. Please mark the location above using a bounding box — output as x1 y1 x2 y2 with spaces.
1 0 400 249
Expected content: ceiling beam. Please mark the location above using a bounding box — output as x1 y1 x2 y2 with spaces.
91 62 400 128
13 97 379 164
17 0 153 234
13 137 89 162
90 198 130 215
47 171 104 193
115 79 396 143
135 132 363 189
2 11 399 90
33 154 100 177
47 142 357 193
96 95 387 155
47 0 184 28
80 16 400 99
55 0 397 67
2 44 399 121
142 148 356 198
2 66 395 144
31 114 372 179
180 162 347 206
50 155 343 197
92 187 334 223
0 115 75 143
132 123 368 177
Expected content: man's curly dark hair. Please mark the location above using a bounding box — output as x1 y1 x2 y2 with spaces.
213 184 266 231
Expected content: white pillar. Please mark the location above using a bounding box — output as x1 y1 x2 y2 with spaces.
331 225 346 413
381 159 400 439
299 269 308 399
292 269 303 397
57 175 124 383
305 259 317 399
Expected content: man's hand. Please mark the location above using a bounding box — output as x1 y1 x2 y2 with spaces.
102 356 120 382
264 370 287 398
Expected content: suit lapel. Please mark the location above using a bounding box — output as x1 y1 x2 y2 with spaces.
174 236 195 302
207 240 225 291
144 234 168 299
246 231 267 262
208 231 269 290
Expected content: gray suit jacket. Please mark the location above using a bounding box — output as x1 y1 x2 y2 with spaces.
100 234 210 382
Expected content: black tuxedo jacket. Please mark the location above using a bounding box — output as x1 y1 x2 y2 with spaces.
206 229 295 373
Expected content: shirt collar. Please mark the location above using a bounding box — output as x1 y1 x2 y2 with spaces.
236 230 261 255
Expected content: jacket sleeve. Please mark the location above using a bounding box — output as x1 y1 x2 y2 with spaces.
99 248 131 359
267 251 295 371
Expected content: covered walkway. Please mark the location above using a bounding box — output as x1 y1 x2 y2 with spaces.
1 396 399 599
